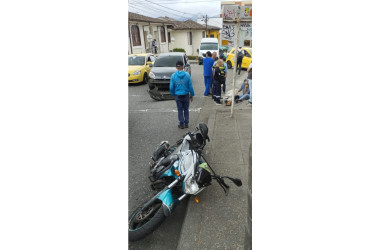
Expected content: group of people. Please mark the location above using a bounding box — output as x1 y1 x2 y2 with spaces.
168 50 252 129
203 51 227 105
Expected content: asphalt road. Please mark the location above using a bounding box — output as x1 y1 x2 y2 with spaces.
128 64 206 249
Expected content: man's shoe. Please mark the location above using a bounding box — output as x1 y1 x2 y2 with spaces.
215 102 222 105
184 124 189 128
178 125 184 129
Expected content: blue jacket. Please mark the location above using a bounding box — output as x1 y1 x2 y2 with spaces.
203 57 214 76
170 71 195 97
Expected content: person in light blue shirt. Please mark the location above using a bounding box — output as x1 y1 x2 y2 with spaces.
170 60 195 129
234 79 250 102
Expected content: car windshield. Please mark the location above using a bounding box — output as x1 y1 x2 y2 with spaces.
154 56 182 67
200 43 218 50
128 56 145 66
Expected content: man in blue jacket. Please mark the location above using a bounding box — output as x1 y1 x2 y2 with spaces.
170 60 195 129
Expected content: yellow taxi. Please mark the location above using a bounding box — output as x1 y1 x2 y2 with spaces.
226 47 252 70
128 53 156 84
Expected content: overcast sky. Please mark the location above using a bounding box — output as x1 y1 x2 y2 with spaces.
128 0 223 20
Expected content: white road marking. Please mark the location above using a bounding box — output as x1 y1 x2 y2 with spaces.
129 108 202 113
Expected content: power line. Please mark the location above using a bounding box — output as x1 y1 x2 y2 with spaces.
130 0 223 3
141 0 198 16
128 3 192 21
128 5 165 17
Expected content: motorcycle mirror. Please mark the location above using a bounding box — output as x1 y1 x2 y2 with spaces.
198 123 209 139
232 178 242 187
224 176 242 187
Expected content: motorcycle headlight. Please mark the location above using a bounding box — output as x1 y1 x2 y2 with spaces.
183 174 200 194
133 70 141 75
149 72 156 79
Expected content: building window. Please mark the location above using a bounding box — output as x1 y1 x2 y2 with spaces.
168 32 171 43
131 25 141 46
187 32 192 45
210 34 214 38
202 31 205 38
161 27 166 43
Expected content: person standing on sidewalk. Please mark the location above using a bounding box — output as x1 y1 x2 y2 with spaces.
203 51 214 96
152 39 157 54
247 62 252 104
212 59 225 105
213 54 228 93
210 51 218 96
236 47 244 75
170 60 195 129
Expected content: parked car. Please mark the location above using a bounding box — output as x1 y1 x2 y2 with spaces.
226 47 252 69
148 52 191 100
128 53 156 84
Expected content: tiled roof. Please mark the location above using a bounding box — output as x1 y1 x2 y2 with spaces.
128 12 173 25
172 20 220 30
128 12 220 30
157 16 179 22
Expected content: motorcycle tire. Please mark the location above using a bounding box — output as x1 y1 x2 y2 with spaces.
128 201 166 242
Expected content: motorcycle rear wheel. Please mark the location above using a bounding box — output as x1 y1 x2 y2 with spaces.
128 201 166 242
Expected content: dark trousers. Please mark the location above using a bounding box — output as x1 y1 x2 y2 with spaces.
175 95 190 126
236 60 242 74
222 78 226 93
212 80 221 103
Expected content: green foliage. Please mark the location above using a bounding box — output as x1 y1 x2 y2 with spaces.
172 48 186 52
188 56 198 60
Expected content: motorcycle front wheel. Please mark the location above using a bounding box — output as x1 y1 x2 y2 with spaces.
128 201 166 242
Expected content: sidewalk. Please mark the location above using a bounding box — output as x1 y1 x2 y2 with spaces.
177 73 252 249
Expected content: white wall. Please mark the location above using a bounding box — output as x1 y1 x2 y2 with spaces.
155 24 169 54
171 30 205 56
129 23 146 54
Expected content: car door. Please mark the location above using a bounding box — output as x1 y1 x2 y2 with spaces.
242 49 252 69
183 54 191 75
146 55 156 74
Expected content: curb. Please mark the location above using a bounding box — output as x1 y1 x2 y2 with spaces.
176 70 251 249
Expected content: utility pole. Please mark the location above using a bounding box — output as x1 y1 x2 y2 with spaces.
205 14 208 37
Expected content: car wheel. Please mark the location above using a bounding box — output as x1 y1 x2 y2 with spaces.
227 60 232 69
143 73 148 84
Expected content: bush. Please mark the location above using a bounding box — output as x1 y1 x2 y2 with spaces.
188 56 198 60
173 48 186 52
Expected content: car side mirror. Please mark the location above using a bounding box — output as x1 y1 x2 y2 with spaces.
197 49 199 52
185 63 190 67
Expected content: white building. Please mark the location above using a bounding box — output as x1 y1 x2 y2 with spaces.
169 20 220 56
128 12 174 54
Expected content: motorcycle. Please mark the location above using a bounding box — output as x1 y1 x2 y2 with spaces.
128 123 242 242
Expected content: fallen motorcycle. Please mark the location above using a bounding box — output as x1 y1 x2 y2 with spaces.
128 123 242 242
